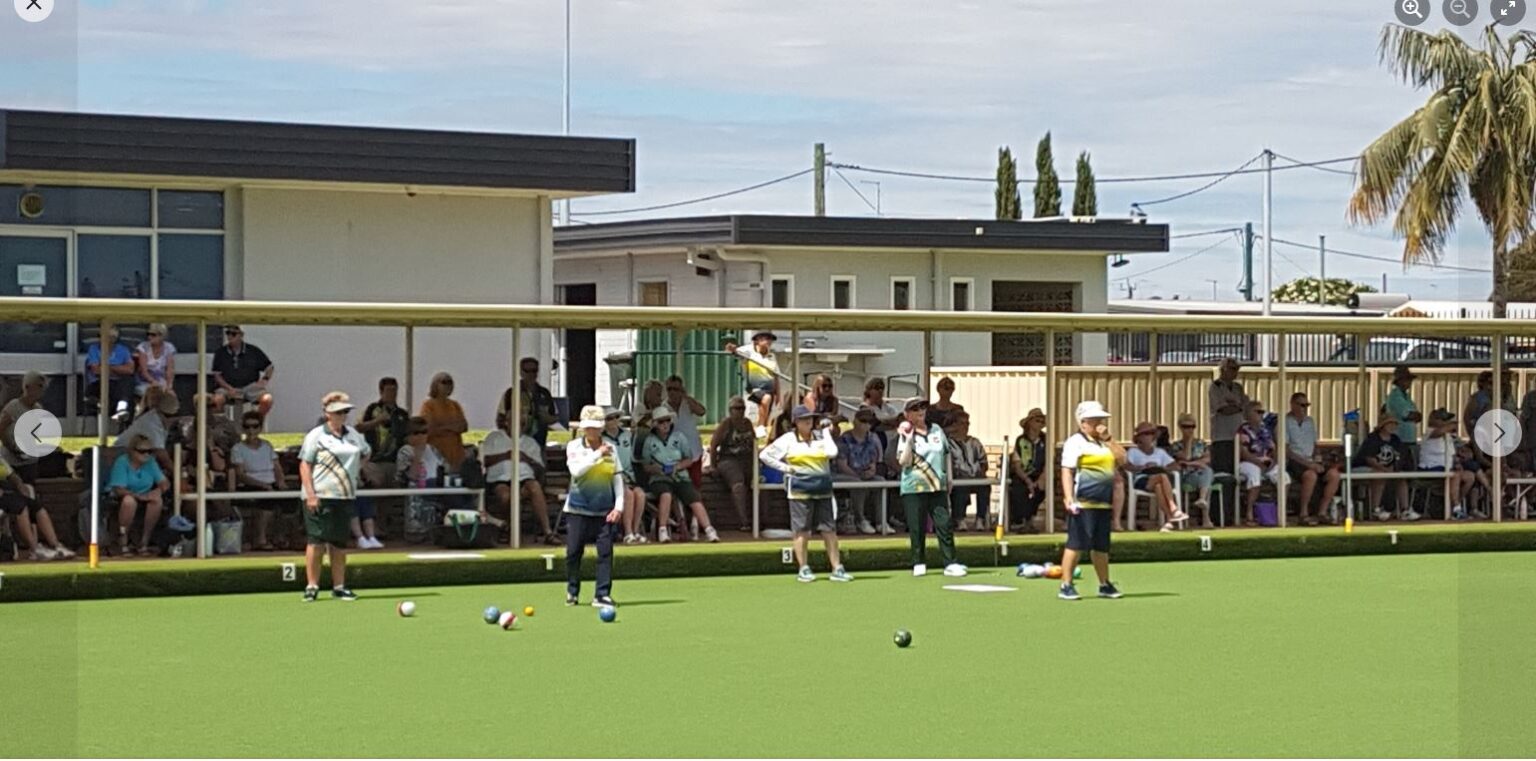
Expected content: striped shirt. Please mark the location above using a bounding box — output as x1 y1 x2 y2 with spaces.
565 439 621 516
736 346 778 392
1061 432 1115 509
299 424 370 500
760 430 840 499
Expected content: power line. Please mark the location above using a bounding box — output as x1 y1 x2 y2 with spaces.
828 154 1358 186
1273 151 1357 177
573 168 813 217
1135 154 1263 207
832 168 880 215
1171 227 1245 239
1264 236 1492 274
1113 232 1240 281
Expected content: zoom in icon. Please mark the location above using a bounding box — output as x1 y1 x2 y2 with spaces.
1396 0 1430 24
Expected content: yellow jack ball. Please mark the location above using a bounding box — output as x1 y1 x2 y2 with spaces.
523 606 535 617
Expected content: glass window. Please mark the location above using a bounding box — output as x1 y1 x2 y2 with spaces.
639 282 668 307
952 280 972 312
158 234 225 351
157 190 224 229
0 235 68 352
892 279 913 310
832 278 852 310
0 186 151 227
770 277 792 309
77 234 151 299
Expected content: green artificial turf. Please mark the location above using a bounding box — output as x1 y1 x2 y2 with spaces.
4 552 1534 758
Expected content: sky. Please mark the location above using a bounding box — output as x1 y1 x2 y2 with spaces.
0 0 1515 302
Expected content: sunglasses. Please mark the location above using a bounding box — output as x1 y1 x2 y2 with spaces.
134 448 154 454
147 332 161 337
1179 423 1196 429
730 406 746 411
409 430 428 436
224 330 242 336
242 424 260 430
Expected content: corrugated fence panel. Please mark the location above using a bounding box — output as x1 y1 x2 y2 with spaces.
936 366 1534 445
634 329 741 425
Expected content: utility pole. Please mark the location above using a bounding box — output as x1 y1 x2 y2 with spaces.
559 0 572 226
813 143 826 216
1318 235 1327 307
1261 149 1273 367
1241 222 1255 301
1206 279 1219 301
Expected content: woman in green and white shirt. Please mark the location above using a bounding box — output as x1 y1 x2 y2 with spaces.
298 391 370 602
896 398 966 578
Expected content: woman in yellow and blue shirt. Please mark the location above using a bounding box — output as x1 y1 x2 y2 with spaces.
565 405 625 608
1058 400 1124 601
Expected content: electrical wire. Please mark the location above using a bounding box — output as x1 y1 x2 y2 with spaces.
1273 151 1358 177
1135 154 1263 207
1171 227 1245 239
1264 236 1492 274
1113 232 1240 281
828 155 1358 185
832 168 880 214
573 168 814 217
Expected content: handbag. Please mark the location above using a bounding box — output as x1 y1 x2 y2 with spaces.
213 509 243 555
435 509 496 549
403 496 439 544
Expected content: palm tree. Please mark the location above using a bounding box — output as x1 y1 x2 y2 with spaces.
1348 24 1536 317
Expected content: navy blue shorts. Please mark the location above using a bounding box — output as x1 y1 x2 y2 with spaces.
1066 509 1113 553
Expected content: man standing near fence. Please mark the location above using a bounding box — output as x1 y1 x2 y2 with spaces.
1208 358 1248 522
1384 365 1423 465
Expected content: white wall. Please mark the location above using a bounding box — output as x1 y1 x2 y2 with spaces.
553 247 1110 406
240 188 547 431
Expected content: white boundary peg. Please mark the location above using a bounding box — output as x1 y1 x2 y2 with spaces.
280 563 296 581
541 553 555 571
1388 530 1399 545
1199 535 1213 552
780 548 794 564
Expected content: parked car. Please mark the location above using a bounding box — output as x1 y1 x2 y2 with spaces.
1327 338 1491 365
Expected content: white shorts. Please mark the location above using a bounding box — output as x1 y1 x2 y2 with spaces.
1238 462 1282 488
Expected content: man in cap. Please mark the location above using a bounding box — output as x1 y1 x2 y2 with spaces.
726 330 780 436
564 405 624 607
1057 400 1124 601
1418 408 1479 518
211 325 275 419
1285 392 1342 525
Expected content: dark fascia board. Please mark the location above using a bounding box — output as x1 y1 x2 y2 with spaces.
554 214 1169 254
0 109 636 195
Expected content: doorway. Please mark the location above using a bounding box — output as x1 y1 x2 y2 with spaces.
561 283 598 413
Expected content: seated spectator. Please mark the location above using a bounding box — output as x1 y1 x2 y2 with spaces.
134 323 176 398
396 416 449 487
1455 437 1491 518
108 433 170 557
664 375 708 491
946 411 992 532
115 391 180 474
211 325 274 419
419 372 468 469
836 407 884 535
1007 408 1047 534
498 357 559 448
705 396 756 532
1284 392 1342 526
1125 421 1190 532
603 408 652 545
1169 413 1216 528
0 371 48 487
482 412 556 545
1 456 74 561
179 392 239 476
85 326 136 423
1351 414 1415 522
1419 409 1478 519
802 373 844 426
1237 401 1282 526
640 405 719 543
230 411 290 551
927 376 965 430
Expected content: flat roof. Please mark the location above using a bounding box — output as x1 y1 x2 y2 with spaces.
554 214 1170 254
0 110 636 196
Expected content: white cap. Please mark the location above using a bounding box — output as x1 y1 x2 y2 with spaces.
1074 400 1111 422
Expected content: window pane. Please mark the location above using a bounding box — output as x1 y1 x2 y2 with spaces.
833 280 851 310
771 279 790 309
0 186 151 227
157 190 224 229
0 235 68 352
893 280 911 310
640 282 667 307
77 234 150 299
953 281 971 312
158 234 225 351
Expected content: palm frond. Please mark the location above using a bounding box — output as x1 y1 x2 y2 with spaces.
1380 24 1481 89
